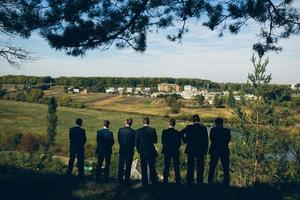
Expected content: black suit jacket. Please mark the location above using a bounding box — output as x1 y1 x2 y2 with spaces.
209 127 231 156
118 126 136 155
136 126 157 158
161 128 182 156
69 126 86 153
181 123 208 156
96 128 114 156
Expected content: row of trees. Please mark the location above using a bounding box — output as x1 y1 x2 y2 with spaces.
0 76 219 89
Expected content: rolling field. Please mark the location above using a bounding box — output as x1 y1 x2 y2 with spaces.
0 100 189 157
76 93 234 119
44 86 234 119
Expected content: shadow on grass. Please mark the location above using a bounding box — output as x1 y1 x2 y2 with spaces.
0 166 299 200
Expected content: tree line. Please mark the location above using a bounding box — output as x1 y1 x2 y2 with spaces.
0 75 221 90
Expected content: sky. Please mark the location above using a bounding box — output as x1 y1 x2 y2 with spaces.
0 4 300 84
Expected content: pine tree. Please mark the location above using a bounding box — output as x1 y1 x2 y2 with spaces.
46 97 58 150
233 54 280 184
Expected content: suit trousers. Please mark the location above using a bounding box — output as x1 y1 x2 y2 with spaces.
140 156 157 186
208 154 230 185
96 155 111 180
186 154 205 186
163 154 181 183
118 153 134 182
67 150 84 177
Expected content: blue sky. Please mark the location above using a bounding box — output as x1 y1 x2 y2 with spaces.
0 6 300 84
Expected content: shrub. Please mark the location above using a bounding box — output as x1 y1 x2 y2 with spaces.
17 134 46 153
70 101 85 108
0 133 23 151
26 89 44 103
57 95 72 106
0 89 7 99
170 102 180 113
0 152 67 174
176 113 192 121
293 95 300 107
163 114 169 118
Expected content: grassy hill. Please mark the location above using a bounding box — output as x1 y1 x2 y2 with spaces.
45 86 234 119
0 100 189 154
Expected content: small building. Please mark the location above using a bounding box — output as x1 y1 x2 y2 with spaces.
158 83 180 93
135 87 142 92
126 87 133 93
73 88 80 93
291 84 299 90
117 87 124 93
106 87 115 93
234 96 241 101
144 87 151 92
184 85 197 92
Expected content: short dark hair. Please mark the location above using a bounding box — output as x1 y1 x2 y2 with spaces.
76 118 83 126
143 117 150 125
103 120 110 127
126 118 133 126
215 117 223 126
192 114 200 123
169 118 176 127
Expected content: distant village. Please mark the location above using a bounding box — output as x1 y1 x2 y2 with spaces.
61 83 255 104
63 82 299 105
2 79 298 105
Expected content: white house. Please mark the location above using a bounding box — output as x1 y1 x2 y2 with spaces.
117 87 124 93
106 87 115 93
126 87 133 93
234 96 241 101
73 88 80 93
184 85 197 92
135 87 142 92
291 84 298 90
144 87 151 92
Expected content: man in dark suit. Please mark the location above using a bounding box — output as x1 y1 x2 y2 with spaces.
118 118 136 183
162 118 182 184
136 117 158 186
95 120 114 181
67 118 86 178
181 114 208 187
208 118 231 186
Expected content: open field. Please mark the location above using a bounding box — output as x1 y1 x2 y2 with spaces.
0 100 189 156
85 95 234 119
44 86 235 119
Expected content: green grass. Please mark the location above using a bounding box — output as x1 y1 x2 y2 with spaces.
0 100 188 156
